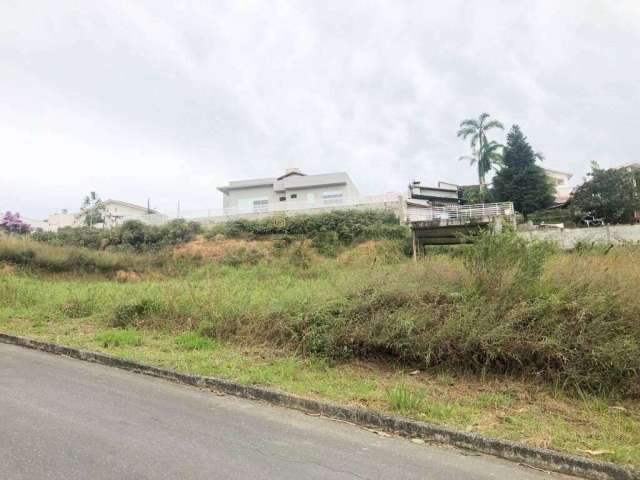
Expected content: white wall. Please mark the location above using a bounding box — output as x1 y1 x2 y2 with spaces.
522 224 640 249
47 212 80 229
222 186 277 211
222 183 359 213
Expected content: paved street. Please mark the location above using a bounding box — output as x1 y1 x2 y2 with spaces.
0 343 571 479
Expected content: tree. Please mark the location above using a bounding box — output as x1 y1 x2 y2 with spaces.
0 211 31 234
461 185 495 205
81 192 105 227
571 164 640 224
492 125 554 219
457 113 504 187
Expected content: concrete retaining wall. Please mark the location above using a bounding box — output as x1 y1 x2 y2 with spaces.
521 225 640 249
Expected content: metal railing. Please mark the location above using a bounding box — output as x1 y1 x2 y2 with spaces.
407 202 515 223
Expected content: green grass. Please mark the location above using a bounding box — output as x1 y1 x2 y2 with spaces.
386 384 425 413
1 316 638 467
0 234 151 274
175 332 218 351
94 329 143 348
1 233 640 466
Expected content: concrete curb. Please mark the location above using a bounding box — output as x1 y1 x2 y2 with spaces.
1 332 638 480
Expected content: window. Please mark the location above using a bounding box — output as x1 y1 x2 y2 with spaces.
279 196 286 201
252 199 268 212
290 194 297 199
322 191 343 205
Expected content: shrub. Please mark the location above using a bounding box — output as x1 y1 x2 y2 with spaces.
463 229 554 295
111 298 167 328
0 212 31 234
205 210 408 250
31 219 202 251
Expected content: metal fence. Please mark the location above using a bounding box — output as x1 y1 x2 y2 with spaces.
406 202 515 223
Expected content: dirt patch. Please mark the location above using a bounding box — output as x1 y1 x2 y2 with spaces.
337 240 403 266
114 270 142 283
173 236 274 262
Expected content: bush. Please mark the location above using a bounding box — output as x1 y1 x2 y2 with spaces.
111 298 167 327
463 229 554 295
205 210 410 254
31 219 202 251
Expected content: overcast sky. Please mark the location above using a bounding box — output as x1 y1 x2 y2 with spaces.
2 1 639 218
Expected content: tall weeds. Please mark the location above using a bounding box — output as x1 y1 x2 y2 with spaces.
1 232 639 397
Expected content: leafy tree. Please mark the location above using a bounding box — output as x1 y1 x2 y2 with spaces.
0 211 31 234
81 192 105 227
571 164 640 224
492 125 554 219
461 185 495 205
457 113 504 187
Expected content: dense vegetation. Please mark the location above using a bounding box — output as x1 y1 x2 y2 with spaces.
1 230 639 398
31 219 202 251
204 210 409 256
492 125 554 217
571 164 640 224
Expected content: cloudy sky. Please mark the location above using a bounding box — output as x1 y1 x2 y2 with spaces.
2 1 639 218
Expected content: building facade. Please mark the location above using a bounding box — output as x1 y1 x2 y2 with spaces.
544 168 573 204
217 169 360 214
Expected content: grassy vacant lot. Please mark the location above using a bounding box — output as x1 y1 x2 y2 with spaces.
1 231 639 466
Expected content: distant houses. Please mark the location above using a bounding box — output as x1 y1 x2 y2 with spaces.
33 200 165 232
16 164 592 231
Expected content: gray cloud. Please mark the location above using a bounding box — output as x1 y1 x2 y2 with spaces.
1 0 639 217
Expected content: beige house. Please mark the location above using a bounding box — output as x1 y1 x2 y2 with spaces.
217 168 360 214
99 199 160 227
544 168 573 203
44 199 163 231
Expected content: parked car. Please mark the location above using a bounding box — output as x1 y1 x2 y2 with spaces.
580 214 605 228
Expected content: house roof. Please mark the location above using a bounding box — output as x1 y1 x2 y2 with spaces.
619 162 640 170
273 172 350 192
102 199 158 214
543 168 573 178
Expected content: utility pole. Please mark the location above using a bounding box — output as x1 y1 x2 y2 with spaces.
177 200 181 219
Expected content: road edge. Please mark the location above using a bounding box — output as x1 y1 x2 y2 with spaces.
1 332 638 480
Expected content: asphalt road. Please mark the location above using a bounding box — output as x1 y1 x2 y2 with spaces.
0 343 572 479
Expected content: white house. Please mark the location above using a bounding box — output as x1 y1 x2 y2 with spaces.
544 168 573 204
217 168 360 214
98 199 161 227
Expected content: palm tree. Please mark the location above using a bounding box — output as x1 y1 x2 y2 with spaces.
457 113 504 186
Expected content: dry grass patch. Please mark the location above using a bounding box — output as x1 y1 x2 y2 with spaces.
173 236 274 262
